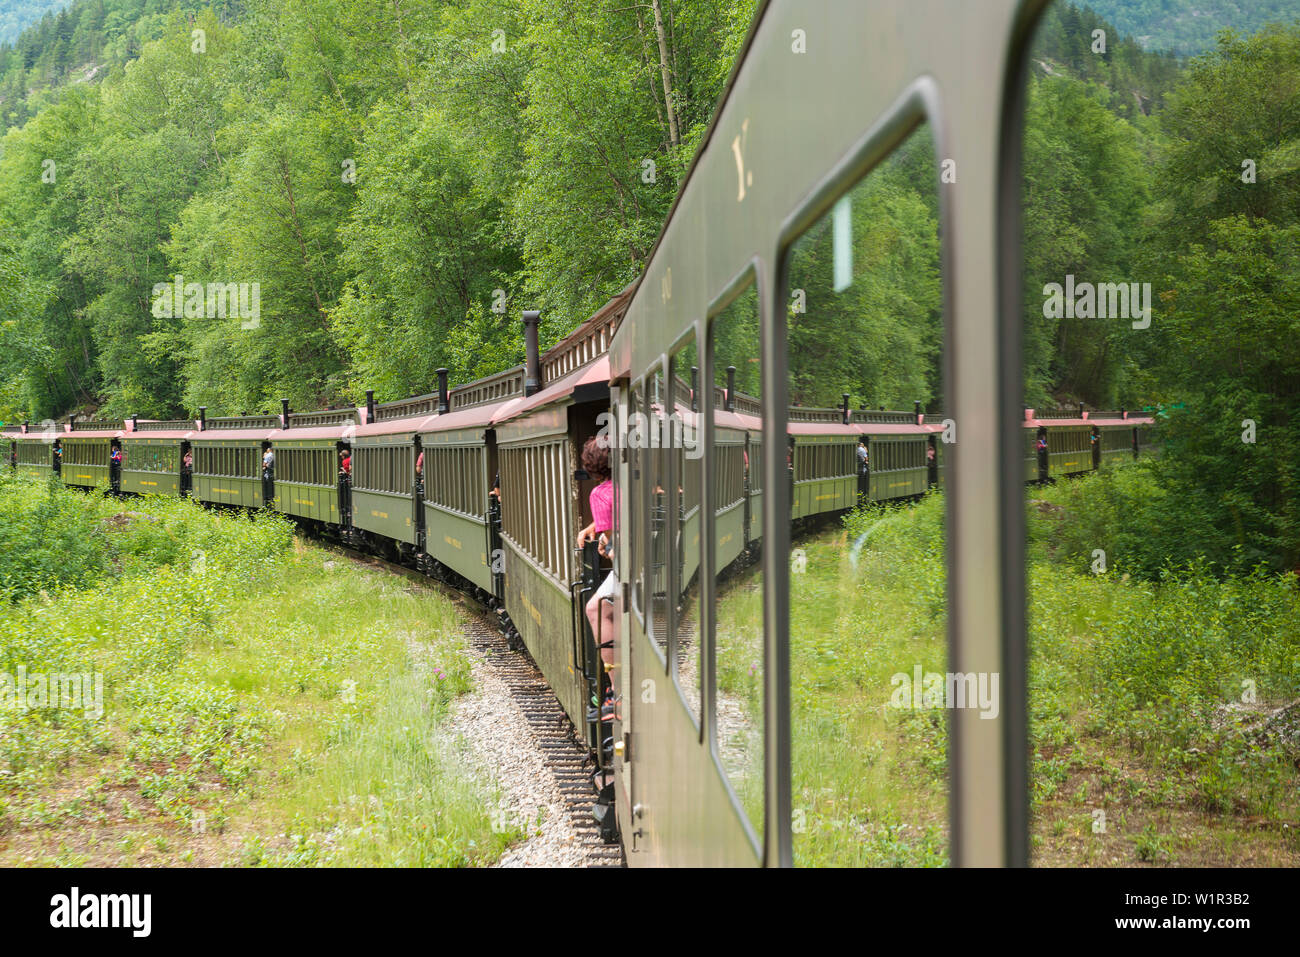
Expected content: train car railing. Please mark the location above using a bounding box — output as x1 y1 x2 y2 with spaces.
203 415 280 430
539 284 632 385
449 367 526 412
70 419 123 432
134 419 195 431
372 394 440 423
288 409 359 428
849 409 915 425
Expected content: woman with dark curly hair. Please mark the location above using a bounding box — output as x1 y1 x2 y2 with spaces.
576 435 618 682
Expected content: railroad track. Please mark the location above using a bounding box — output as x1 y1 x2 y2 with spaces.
459 614 625 867
329 541 625 867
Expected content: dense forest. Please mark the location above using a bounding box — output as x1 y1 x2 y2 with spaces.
0 1 70 46
0 1 232 129
0 0 1297 570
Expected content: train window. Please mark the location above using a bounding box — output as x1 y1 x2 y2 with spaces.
627 383 645 626
670 333 702 725
708 276 764 847
782 122 949 866
647 366 670 660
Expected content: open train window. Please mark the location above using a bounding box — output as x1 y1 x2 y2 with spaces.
627 382 645 627
669 331 703 728
646 364 670 665
780 120 949 866
707 272 764 851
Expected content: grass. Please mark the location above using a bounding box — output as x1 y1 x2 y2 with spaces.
716 466 1300 867
0 473 517 866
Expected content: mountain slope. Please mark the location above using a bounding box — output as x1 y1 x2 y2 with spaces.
1085 0 1300 54
0 1 73 46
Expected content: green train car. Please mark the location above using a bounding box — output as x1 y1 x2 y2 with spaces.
12 429 57 481
1024 424 1043 482
1044 424 1092 477
350 421 422 547
419 412 499 594
60 421 124 491
495 353 611 730
191 414 280 508
866 436 930 500
1097 423 1137 467
271 409 359 526
789 432 856 518
122 421 195 496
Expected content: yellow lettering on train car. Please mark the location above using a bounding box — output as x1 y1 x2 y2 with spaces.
76 474 92 481
294 498 315 507
142 480 157 487
371 510 388 519
517 590 543 626
719 533 733 547
445 536 462 550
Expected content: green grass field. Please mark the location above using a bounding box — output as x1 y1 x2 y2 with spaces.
0 473 517 866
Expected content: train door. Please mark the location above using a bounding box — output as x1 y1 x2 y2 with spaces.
109 439 122 494
484 429 504 603
260 441 274 505
180 440 193 496
337 440 351 529
413 436 425 555
1090 425 1101 470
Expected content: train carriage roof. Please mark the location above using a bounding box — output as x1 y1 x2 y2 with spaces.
1024 412 1155 428
61 428 125 440
124 421 196 440
418 401 511 435
189 426 279 442
349 415 434 439
789 420 936 437
267 424 356 442
123 430 195 440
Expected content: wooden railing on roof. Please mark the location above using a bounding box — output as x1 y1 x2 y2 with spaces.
372 395 439 422
538 285 631 385
205 414 281 430
289 409 359 428
449 366 526 411
849 409 915 425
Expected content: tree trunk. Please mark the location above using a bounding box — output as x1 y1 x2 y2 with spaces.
649 0 679 147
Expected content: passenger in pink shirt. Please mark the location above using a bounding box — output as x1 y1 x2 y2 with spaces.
576 437 617 671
